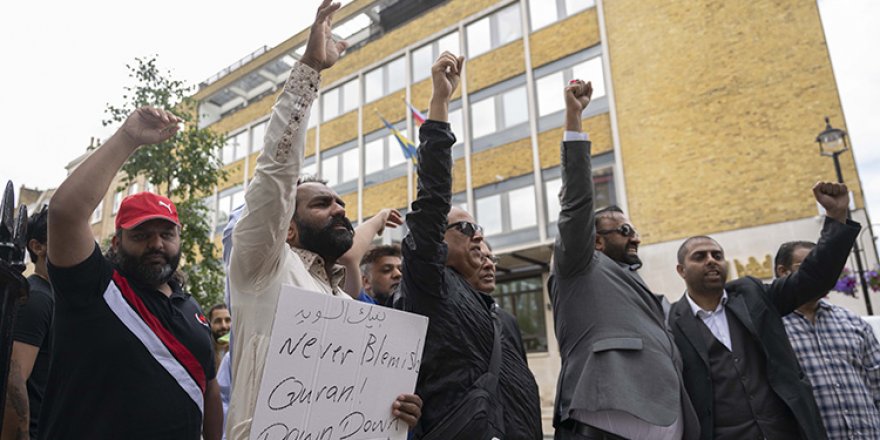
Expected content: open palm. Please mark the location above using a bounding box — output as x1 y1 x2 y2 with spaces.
301 0 349 71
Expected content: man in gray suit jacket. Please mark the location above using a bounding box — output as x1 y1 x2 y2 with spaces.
549 79 699 440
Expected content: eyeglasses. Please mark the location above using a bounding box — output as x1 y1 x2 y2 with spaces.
482 254 500 265
446 221 484 238
597 223 639 238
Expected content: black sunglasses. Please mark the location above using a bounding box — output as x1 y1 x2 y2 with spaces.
597 223 639 238
446 221 484 238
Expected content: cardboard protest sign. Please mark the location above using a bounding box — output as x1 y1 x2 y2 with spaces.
250 285 429 440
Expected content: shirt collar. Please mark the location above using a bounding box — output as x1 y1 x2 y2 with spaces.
685 290 728 317
291 247 347 290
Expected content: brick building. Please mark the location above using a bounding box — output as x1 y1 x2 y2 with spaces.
155 0 875 431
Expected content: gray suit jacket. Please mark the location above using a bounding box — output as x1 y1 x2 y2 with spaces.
549 139 699 439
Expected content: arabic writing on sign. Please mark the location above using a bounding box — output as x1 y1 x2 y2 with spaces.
250 285 428 440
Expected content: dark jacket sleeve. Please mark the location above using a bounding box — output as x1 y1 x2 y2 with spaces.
766 217 861 315
400 120 456 300
552 140 596 278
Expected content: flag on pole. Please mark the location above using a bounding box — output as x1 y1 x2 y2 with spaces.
378 113 418 165
406 101 427 126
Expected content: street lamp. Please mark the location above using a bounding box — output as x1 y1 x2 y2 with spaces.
816 116 873 315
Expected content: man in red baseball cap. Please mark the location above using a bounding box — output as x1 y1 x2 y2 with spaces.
110 192 183 288
45 106 222 440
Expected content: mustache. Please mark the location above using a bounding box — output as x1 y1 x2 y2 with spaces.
327 215 354 233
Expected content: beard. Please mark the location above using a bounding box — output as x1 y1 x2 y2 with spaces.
605 244 642 267
296 214 354 262
112 245 181 288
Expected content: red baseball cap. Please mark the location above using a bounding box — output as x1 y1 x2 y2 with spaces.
115 192 181 230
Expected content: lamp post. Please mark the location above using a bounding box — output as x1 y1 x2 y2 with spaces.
816 116 873 315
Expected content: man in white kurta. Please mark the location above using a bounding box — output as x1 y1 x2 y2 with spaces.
225 2 421 438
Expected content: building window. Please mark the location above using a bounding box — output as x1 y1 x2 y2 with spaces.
545 165 614 224
493 276 548 353
536 72 565 116
129 183 139 195
364 57 405 103
321 154 339 186
222 130 248 164
528 0 595 32
470 97 497 139
412 32 460 83
320 145 360 188
307 104 319 129
251 120 267 153
91 202 103 224
112 191 123 215
467 4 522 58
469 85 529 140
342 79 359 114
571 57 606 98
302 161 317 178
476 194 503 236
475 181 539 239
216 186 245 233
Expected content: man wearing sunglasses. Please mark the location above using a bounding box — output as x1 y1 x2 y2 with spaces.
396 52 542 439
549 80 699 440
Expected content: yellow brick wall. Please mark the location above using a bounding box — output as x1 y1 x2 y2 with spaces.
466 40 525 93
218 161 246 193
471 138 534 189
363 90 408 136
362 176 410 218
319 110 360 151
539 113 613 169
529 8 600 69
209 91 277 135
603 0 862 244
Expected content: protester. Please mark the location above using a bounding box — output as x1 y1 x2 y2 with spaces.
777 240 880 440
337 207 402 302
396 51 542 440
668 182 859 440
549 79 698 440
468 241 532 363
224 2 420 438
2 208 53 440
360 243 403 305
44 105 221 439
207 303 231 372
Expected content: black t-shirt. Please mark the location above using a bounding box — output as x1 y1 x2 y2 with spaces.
13 275 54 440
41 244 215 440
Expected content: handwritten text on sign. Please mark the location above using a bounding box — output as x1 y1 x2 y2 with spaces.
250 285 428 440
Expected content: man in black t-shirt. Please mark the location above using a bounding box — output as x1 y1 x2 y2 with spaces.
43 107 222 440
2 208 53 440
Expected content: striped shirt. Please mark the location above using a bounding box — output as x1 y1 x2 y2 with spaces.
783 300 880 440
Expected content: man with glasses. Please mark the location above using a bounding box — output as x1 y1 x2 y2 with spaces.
396 51 542 439
550 79 699 440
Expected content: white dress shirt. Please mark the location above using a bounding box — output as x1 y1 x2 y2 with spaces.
685 291 732 351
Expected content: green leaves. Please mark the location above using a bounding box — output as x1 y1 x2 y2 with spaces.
105 55 228 310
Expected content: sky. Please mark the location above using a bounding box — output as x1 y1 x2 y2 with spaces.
1 0 877 231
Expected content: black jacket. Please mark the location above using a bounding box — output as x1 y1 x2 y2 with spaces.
397 120 542 440
669 217 861 440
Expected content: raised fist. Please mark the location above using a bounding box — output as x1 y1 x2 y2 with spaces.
813 181 849 223
119 107 180 146
431 51 464 104
565 79 593 115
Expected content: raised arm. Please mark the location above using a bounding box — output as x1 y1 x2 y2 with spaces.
767 182 860 314
229 0 347 293
553 80 596 278
400 52 463 299
338 209 402 297
48 108 179 267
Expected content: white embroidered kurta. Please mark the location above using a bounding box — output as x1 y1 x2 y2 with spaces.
225 62 350 440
